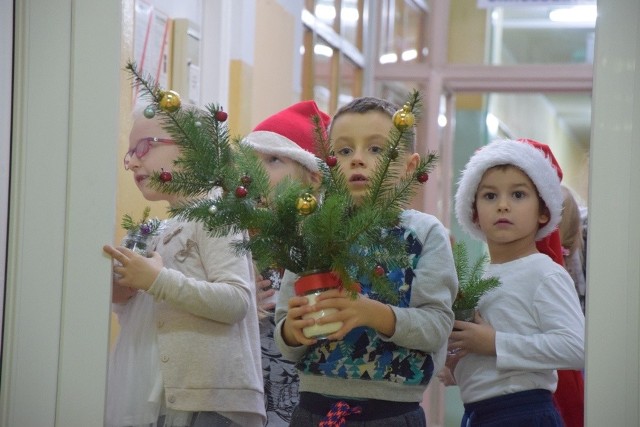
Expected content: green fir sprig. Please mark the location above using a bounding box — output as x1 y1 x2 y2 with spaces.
125 61 244 198
121 206 161 237
452 241 501 313
125 62 438 302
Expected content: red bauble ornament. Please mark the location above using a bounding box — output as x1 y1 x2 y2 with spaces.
417 172 429 183
235 186 248 198
325 155 337 167
215 110 228 122
159 170 172 183
374 265 385 277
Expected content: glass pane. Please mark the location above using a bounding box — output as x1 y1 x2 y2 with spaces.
314 0 337 29
377 0 428 65
313 36 333 114
337 54 360 109
340 0 361 48
487 92 591 149
490 5 596 65
375 80 422 107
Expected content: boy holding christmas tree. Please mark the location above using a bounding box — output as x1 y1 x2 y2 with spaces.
274 96 458 426
242 100 331 426
449 138 585 426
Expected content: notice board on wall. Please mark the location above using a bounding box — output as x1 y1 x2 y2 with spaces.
133 0 172 103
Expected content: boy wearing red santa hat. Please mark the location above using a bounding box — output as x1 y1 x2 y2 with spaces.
242 100 330 427
448 138 585 426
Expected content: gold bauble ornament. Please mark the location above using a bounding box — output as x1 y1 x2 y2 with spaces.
296 193 318 215
392 104 415 130
159 90 182 113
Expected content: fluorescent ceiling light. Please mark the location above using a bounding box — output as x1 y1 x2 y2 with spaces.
486 113 499 136
314 44 333 57
549 5 597 23
401 49 418 61
315 4 359 23
379 53 397 64
438 114 447 128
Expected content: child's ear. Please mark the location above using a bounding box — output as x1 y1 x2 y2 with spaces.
538 207 550 227
405 152 420 175
309 170 322 190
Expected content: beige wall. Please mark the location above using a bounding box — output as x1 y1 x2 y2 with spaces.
249 0 302 127
449 0 487 111
228 59 255 136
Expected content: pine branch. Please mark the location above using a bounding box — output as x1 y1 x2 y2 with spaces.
365 90 421 206
121 206 161 236
125 61 162 103
452 241 501 312
125 61 439 303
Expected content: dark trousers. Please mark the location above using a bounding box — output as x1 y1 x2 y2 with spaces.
157 411 238 427
290 392 426 427
461 389 564 427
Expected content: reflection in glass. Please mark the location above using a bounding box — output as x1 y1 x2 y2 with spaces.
490 5 596 65
377 0 428 65
312 37 332 114
337 54 360 109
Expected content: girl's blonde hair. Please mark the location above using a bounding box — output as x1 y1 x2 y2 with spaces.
559 185 583 260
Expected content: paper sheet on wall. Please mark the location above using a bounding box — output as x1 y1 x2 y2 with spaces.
133 0 172 104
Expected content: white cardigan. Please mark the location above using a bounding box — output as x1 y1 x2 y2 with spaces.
110 219 265 427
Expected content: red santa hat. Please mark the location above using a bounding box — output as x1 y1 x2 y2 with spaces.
455 138 563 241
241 100 331 172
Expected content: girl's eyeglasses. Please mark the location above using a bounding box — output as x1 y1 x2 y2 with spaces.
123 137 175 170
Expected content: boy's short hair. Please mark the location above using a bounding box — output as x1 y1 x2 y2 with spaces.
455 138 563 241
332 96 398 121
331 96 416 152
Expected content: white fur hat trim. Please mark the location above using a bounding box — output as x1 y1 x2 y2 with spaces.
242 130 320 172
454 139 563 241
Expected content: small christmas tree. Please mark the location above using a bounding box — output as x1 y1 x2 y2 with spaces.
126 61 438 302
120 206 162 256
451 241 501 320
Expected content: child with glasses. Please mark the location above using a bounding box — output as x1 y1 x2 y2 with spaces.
103 105 266 427
123 136 175 170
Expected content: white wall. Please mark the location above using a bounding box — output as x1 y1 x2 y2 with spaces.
584 1 640 425
0 0 12 360
0 1 120 425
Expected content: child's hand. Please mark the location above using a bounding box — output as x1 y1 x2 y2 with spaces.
103 245 163 292
437 366 457 386
313 288 396 340
112 278 138 304
256 274 276 311
448 311 496 357
282 295 318 347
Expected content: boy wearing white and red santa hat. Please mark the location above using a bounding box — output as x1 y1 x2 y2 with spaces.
449 138 585 427
242 100 330 427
